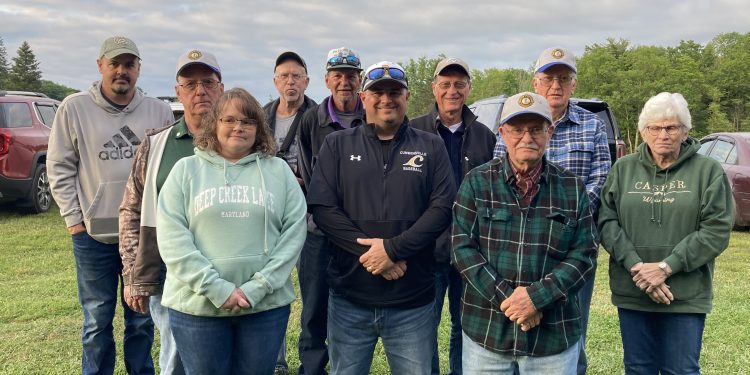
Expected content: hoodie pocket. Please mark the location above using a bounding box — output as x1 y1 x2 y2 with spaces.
209 253 267 286
84 180 127 236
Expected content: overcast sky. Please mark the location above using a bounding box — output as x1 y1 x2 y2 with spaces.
1 0 748 102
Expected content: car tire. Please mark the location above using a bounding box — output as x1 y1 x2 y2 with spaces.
21 164 53 214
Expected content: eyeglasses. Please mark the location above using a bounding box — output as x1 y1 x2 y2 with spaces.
645 124 683 136
365 67 406 81
178 80 220 92
327 55 360 69
502 125 548 139
536 75 575 87
275 73 307 82
219 116 257 127
436 81 469 90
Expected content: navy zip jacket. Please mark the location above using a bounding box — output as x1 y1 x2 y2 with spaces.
307 120 456 308
411 104 496 263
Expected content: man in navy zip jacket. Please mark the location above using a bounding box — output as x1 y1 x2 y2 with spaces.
411 57 496 375
307 61 455 375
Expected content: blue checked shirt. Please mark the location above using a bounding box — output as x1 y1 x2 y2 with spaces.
493 103 611 211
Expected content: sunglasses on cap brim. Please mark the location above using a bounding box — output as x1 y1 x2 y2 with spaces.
365 67 406 81
327 55 360 69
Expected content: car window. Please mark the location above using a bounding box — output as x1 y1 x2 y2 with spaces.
708 139 734 163
0 102 33 128
727 146 738 165
697 139 715 156
472 102 503 133
36 104 57 127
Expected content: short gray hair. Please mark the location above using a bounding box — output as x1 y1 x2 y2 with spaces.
638 92 692 131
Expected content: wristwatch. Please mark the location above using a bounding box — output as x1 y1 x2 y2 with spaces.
658 261 671 276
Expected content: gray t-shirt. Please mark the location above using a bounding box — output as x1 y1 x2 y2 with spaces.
275 114 298 173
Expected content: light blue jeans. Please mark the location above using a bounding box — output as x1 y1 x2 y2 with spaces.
328 291 435 375
462 332 579 374
150 295 184 375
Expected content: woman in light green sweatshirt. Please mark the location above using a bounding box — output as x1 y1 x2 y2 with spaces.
598 92 732 375
157 88 307 375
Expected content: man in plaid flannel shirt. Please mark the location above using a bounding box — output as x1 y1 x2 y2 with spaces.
453 92 597 374
493 47 610 375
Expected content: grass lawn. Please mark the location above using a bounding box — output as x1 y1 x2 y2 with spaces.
1 203 749 374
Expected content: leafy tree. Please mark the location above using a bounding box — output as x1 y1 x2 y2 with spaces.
706 32 750 132
0 37 8 88
468 68 532 104
6 41 42 92
40 80 79 101
400 55 445 118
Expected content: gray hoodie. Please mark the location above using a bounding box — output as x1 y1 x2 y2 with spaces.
48 81 173 243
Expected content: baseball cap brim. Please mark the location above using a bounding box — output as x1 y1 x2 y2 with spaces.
500 110 552 125
102 48 139 59
363 77 408 91
536 61 576 73
177 62 221 78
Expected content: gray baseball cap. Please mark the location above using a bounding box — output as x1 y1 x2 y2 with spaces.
434 57 470 78
500 92 552 125
99 36 140 59
534 47 577 73
175 49 221 80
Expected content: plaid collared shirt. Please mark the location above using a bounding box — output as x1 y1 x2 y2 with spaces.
451 156 597 356
510 159 543 207
493 103 611 211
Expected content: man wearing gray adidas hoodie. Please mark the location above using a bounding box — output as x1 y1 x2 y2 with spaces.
47 36 173 375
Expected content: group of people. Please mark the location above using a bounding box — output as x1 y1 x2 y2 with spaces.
46 35 732 375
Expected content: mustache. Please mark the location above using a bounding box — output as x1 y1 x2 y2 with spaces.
113 74 130 83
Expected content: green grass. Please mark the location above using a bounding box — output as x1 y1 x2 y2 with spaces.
1 203 749 374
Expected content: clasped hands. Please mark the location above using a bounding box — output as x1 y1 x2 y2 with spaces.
357 238 407 280
500 287 543 332
630 262 673 305
221 288 251 313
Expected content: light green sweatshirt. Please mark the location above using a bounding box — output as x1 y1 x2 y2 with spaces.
157 149 307 316
598 138 732 313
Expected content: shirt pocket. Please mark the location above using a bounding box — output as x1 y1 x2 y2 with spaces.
545 212 577 260
478 206 512 251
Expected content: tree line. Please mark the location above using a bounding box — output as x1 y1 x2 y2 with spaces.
401 32 750 150
3 32 749 148
0 37 78 101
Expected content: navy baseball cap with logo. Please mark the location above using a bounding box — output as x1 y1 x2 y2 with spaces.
275 51 307 73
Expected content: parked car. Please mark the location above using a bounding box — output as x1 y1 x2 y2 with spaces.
157 96 184 118
0 91 60 213
697 132 750 229
468 95 628 162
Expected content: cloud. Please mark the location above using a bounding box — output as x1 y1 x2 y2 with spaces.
1 0 748 102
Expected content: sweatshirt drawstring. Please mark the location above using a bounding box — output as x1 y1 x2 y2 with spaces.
650 166 657 224
257 157 269 255
223 158 229 186
649 165 668 227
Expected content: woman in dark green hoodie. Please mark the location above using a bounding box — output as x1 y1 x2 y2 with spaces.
598 92 732 374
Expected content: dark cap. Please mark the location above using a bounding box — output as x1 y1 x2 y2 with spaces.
275 51 307 73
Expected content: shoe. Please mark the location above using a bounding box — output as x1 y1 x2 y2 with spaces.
274 366 289 375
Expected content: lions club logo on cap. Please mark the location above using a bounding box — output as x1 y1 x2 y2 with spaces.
188 50 203 60
551 48 565 59
518 94 534 108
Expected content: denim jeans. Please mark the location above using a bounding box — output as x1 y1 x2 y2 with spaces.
328 291 435 375
150 294 184 375
462 332 579 374
297 232 330 375
576 264 596 375
432 262 463 375
618 308 705 375
169 305 290 375
72 232 154 375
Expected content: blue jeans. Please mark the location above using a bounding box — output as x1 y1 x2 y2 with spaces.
150 294 184 375
432 262 463 375
462 332 579 374
297 232 330 375
72 232 154 375
328 291 435 375
618 308 705 375
169 305 290 375
576 264 596 375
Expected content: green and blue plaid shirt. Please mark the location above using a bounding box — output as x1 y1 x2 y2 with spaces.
451 156 597 356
